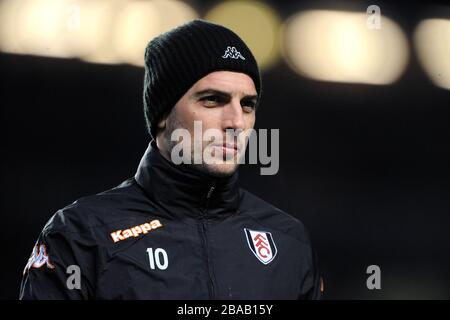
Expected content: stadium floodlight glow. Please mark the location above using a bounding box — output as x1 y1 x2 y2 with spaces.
282 10 410 85
0 0 21 54
0 0 121 63
414 18 450 90
205 0 281 71
66 0 120 64
0 0 197 66
0 0 71 57
112 0 198 66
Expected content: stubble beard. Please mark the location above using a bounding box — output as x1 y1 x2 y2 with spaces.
163 118 242 178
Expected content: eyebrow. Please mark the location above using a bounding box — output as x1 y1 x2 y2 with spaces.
193 89 258 101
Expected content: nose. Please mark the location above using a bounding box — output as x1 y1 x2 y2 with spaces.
222 98 245 131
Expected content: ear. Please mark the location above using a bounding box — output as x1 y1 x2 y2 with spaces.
157 117 166 131
155 114 169 154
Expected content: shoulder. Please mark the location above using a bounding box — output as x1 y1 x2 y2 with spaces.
238 188 313 247
42 178 143 235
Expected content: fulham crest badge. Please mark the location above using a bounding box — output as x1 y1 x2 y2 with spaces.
244 228 277 265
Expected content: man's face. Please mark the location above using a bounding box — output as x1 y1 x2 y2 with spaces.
156 71 257 177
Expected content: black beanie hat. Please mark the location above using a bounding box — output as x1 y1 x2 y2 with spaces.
143 19 262 139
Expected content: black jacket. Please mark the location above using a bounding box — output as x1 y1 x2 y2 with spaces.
20 141 322 300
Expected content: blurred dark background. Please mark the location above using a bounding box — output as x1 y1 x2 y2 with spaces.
1 0 450 299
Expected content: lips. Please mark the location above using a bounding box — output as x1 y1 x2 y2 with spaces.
210 143 238 157
210 140 239 151
222 142 238 151
212 144 237 153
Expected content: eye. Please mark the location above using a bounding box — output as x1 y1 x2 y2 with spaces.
200 95 225 107
241 99 257 113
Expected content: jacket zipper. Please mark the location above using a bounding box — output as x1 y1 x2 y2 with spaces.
200 182 216 299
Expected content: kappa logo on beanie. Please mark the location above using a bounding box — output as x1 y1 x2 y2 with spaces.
222 46 246 60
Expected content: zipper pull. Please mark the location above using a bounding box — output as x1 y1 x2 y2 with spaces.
203 182 216 215
206 184 215 199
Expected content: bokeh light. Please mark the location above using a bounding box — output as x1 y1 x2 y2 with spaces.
112 0 198 66
414 18 450 90
0 0 198 65
205 0 281 70
282 10 410 85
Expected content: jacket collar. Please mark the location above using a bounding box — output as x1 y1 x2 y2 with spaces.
135 140 240 220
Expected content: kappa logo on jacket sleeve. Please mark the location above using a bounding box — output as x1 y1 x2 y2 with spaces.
23 244 55 275
244 228 277 265
110 219 163 243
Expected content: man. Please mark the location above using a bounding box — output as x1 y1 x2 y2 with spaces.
20 20 322 299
